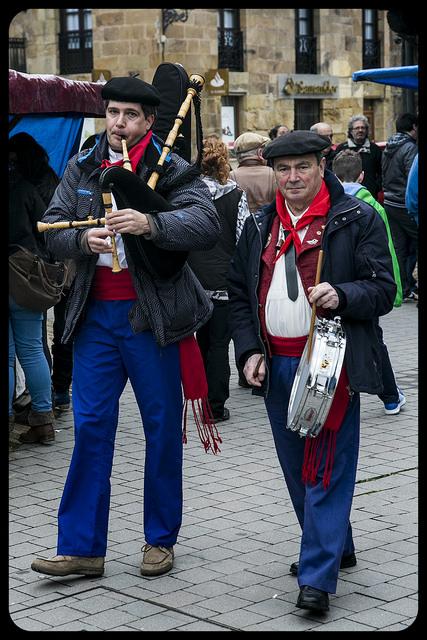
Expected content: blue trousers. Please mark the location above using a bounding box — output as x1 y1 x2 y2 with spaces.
57 300 183 557
265 354 360 594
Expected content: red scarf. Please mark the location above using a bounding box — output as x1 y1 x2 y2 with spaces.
274 180 330 262
100 130 153 172
179 336 222 454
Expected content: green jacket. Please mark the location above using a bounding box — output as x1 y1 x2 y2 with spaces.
343 183 402 307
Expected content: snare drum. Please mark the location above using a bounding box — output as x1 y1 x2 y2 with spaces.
287 316 346 438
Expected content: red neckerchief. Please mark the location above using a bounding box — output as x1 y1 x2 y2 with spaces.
100 131 153 172
274 180 330 263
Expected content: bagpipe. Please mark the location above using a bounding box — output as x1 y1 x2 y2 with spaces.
99 65 205 279
38 64 205 280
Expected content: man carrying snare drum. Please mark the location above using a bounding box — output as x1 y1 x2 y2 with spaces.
228 131 396 614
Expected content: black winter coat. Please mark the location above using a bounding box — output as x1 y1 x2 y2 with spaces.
43 131 221 345
187 186 242 291
335 140 382 198
228 170 396 397
382 133 418 207
9 168 48 258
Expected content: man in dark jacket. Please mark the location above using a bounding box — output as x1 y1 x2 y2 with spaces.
30 76 221 581
335 114 383 199
228 131 396 614
382 112 418 300
309 122 336 170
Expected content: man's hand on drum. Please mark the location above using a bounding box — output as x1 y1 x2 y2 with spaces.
308 282 339 310
106 208 151 236
243 353 265 388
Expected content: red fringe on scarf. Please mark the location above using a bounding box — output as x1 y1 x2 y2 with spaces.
182 397 222 454
301 366 349 489
179 335 222 454
302 429 338 489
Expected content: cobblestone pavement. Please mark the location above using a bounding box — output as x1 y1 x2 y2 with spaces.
9 303 418 631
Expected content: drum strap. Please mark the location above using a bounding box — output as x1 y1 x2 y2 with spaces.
283 230 299 301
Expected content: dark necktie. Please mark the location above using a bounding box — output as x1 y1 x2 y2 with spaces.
283 230 298 301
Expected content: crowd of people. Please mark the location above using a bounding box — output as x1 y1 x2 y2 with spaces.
9 74 417 615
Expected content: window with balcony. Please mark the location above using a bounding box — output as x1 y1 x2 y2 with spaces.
295 9 317 74
59 8 93 75
9 37 26 72
363 9 381 69
218 9 243 71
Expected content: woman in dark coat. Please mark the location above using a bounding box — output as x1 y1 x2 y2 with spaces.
188 139 250 421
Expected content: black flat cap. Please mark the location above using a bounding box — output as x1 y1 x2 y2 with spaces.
101 76 161 106
262 130 330 160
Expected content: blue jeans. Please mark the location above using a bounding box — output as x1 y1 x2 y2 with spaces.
8 296 52 415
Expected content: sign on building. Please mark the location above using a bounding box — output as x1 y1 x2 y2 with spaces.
92 69 111 83
205 69 229 96
278 75 338 99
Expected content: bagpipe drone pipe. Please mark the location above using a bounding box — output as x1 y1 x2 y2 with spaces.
99 64 204 279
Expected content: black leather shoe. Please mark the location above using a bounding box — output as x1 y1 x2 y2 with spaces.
296 586 329 613
213 407 230 422
290 552 356 576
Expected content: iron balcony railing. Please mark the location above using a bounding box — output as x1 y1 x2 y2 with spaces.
59 29 93 75
9 37 26 72
218 27 244 71
295 35 317 74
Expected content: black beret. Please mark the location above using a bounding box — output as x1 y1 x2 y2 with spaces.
262 130 330 160
101 76 161 106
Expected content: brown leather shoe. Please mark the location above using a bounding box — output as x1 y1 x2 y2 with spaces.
19 424 55 445
19 409 55 445
31 555 104 577
140 544 174 576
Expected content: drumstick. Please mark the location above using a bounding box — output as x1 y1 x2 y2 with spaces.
306 249 324 361
253 354 264 378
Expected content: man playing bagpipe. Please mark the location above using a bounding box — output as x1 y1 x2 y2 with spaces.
31 75 221 579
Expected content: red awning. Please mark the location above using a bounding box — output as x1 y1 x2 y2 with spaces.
9 69 105 116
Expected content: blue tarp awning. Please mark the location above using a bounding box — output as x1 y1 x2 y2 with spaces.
9 115 84 177
352 65 418 90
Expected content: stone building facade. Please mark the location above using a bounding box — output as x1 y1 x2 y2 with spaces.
9 8 416 146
